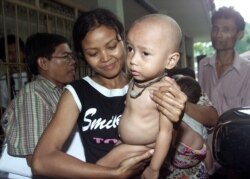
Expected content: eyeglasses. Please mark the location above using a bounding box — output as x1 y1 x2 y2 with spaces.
51 53 77 63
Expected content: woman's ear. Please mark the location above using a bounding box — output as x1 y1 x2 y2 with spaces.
37 57 49 71
165 52 180 70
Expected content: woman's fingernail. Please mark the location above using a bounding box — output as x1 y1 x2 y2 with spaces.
149 149 154 154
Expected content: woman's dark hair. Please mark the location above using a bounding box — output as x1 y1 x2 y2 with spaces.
25 33 69 75
212 7 245 32
73 8 124 57
175 76 201 104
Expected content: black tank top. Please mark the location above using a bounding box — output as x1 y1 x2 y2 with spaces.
69 77 127 163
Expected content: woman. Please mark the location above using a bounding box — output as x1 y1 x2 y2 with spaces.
32 8 186 178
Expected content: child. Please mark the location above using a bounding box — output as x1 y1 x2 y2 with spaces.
118 14 182 179
167 75 214 178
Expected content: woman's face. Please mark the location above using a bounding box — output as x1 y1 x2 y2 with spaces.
82 25 125 79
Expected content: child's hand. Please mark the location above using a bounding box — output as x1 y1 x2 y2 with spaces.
141 166 159 179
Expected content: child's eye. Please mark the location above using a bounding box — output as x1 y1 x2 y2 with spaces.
126 46 133 53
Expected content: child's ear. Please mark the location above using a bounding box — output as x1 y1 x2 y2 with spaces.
38 57 49 71
165 52 180 70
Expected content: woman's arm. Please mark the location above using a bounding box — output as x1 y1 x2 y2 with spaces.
32 91 152 178
185 102 218 127
32 90 85 177
151 77 218 127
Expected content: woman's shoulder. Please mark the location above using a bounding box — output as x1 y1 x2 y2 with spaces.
70 76 89 87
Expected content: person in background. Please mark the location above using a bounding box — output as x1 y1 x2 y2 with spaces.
199 6 250 116
0 34 29 111
168 66 218 131
0 34 26 73
0 34 29 153
31 8 187 179
167 75 214 178
1 32 76 168
198 6 250 178
168 67 196 79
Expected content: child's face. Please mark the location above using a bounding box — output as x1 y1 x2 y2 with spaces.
126 20 175 82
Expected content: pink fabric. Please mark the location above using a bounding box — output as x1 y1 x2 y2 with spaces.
198 53 250 115
166 143 208 178
172 142 206 169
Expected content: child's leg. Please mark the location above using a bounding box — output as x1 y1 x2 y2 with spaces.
204 141 215 175
96 143 149 167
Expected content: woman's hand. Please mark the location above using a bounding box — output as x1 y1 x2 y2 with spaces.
116 149 154 178
150 76 187 123
97 144 151 167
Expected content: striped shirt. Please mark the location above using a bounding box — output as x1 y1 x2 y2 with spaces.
1 75 63 156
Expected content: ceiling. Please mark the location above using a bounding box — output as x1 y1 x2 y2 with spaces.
53 0 215 42
129 0 215 42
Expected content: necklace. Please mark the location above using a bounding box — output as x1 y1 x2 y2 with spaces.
130 73 167 98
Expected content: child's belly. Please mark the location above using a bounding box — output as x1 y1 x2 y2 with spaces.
118 117 158 146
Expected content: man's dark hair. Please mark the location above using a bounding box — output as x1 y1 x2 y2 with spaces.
211 7 245 32
73 8 124 59
0 34 25 61
25 33 69 75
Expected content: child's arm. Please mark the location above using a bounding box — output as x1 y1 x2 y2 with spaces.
204 141 215 175
142 113 173 179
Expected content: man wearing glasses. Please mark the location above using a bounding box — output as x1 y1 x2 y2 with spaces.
1 33 76 177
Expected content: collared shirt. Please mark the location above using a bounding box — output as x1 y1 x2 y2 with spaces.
198 52 250 115
1 75 63 156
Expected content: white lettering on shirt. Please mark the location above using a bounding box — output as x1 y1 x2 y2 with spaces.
82 108 121 131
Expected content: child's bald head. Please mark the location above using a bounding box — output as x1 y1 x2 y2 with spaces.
129 14 182 53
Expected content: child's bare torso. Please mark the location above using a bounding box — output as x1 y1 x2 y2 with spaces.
118 81 165 146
